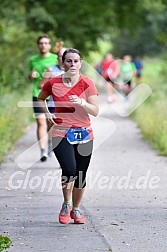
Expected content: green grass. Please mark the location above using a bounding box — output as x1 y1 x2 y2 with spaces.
132 56 167 156
0 86 33 163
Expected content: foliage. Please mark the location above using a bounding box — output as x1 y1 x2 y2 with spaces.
0 235 12 252
112 28 164 57
1 0 31 92
112 0 167 57
0 87 33 163
24 0 167 55
25 0 116 53
132 57 167 156
1 0 167 90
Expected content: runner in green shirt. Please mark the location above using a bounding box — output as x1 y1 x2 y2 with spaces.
121 55 136 96
29 34 58 161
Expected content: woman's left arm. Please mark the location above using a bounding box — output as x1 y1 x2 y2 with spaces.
84 95 99 117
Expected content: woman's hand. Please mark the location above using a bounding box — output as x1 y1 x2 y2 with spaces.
46 113 57 130
46 113 57 124
68 95 82 105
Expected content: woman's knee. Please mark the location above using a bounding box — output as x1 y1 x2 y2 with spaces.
74 171 87 188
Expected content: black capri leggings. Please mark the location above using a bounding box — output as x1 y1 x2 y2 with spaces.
52 137 93 188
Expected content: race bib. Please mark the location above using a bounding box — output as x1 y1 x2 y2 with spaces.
66 128 90 144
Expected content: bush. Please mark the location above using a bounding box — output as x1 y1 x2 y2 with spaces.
0 235 12 252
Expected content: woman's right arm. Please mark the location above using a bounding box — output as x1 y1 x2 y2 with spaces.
37 90 56 126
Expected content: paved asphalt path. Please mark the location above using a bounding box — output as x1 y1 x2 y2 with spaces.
0 93 167 252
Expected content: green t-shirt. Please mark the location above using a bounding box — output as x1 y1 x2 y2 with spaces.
29 53 58 97
121 62 136 81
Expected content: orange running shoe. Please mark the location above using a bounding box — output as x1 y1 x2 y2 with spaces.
70 209 86 224
59 203 72 224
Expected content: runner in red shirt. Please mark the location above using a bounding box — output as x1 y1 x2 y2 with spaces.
101 53 120 103
38 48 99 224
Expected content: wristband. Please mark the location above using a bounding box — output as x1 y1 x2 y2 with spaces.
80 98 86 106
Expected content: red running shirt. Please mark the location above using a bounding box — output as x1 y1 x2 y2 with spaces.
101 59 119 79
42 74 98 138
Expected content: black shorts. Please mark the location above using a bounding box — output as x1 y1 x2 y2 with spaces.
105 77 115 84
52 137 93 188
136 73 141 78
33 96 55 115
124 80 131 86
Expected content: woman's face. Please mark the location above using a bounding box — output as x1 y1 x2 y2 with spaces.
63 52 81 75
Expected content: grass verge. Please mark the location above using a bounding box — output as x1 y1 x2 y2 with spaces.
0 86 33 163
132 57 167 156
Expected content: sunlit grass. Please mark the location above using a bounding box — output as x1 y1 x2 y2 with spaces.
132 56 167 155
0 86 33 162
